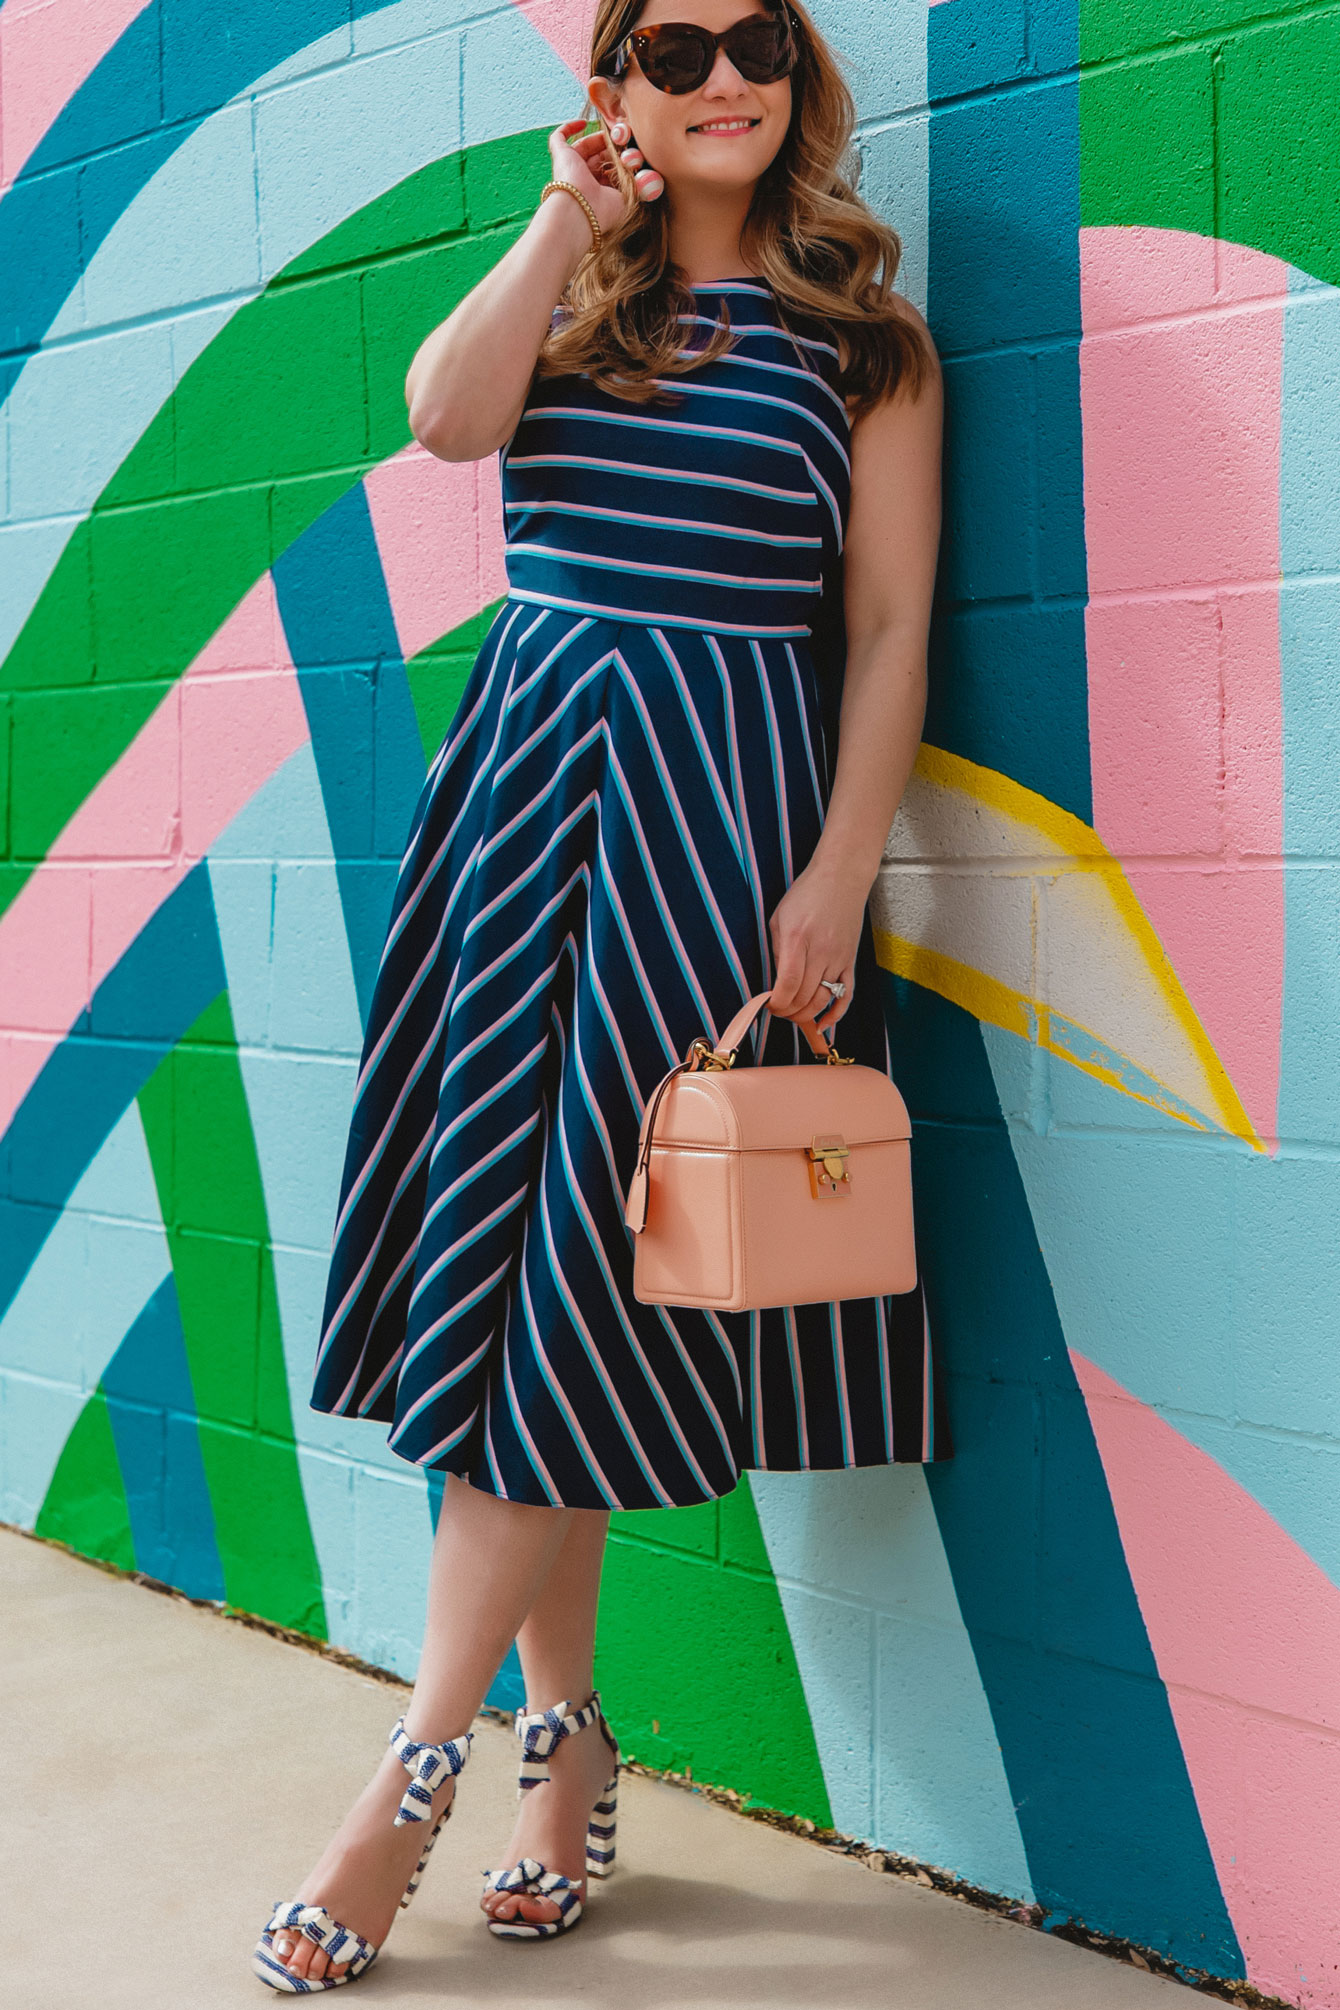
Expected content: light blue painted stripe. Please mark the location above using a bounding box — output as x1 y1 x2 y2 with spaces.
981 1020 1340 1598
206 742 440 1670
1047 1013 1219 1132
749 1464 1035 1898
0 1105 170 1527
1280 265 1340 1141
102 1275 226 1603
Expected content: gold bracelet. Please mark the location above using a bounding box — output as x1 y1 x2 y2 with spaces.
540 179 603 259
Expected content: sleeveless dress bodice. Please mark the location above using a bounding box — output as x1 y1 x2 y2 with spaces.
499 279 851 638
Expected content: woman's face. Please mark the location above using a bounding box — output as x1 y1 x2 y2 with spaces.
590 0 794 201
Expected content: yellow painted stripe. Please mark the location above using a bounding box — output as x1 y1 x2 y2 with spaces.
877 932 1036 1042
874 929 1215 1136
905 746 1263 1150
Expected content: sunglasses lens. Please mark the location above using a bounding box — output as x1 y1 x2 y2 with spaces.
726 19 794 82
636 27 714 93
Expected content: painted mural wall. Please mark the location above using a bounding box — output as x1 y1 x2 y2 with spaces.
2 0 1336 2000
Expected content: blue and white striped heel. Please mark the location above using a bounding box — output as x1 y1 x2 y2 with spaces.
251 1716 474 1992
482 1691 621 1941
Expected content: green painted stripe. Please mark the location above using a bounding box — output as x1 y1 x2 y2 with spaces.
0 126 550 912
137 991 325 1635
1080 1 1340 288
405 601 506 760
35 1390 137 1572
600 1486 833 1824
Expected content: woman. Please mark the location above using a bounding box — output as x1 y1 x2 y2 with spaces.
253 0 944 1988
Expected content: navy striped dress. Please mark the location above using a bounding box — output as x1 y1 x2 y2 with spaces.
311 279 950 1509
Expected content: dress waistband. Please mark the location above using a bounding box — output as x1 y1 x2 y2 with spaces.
503 552 818 641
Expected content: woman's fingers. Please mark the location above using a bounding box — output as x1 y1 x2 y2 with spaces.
768 937 806 1018
550 115 589 155
812 967 855 1036
773 948 827 1022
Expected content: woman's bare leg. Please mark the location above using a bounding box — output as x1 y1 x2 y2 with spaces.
481 1507 614 1930
271 1477 578 1983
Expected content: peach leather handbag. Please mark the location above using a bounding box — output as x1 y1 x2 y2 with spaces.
624 990 917 1312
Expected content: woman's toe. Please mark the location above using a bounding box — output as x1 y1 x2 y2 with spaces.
287 1937 317 1980
514 1893 560 1926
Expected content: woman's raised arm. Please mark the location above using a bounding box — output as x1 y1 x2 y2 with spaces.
405 117 652 462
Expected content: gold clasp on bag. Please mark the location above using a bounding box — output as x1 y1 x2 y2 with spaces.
806 1135 851 1198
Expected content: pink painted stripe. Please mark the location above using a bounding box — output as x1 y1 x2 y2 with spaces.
0 0 153 194
0 574 309 1138
513 0 597 84
1080 226 1287 1146
363 444 509 664
1073 1350 1340 2008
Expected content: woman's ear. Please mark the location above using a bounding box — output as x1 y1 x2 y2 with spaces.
587 76 623 129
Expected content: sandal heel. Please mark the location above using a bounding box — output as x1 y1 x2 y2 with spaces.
586 1774 619 1878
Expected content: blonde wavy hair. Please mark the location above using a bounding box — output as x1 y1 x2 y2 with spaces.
539 0 932 413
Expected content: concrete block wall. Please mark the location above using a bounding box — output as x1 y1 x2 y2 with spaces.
2 2 1337 2002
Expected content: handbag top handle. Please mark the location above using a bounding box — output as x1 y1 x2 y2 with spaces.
710 990 833 1068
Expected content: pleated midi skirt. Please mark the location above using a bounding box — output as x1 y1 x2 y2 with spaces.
310 595 950 1509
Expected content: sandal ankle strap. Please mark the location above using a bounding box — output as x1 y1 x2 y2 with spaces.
514 1692 613 1794
389 1715 473 1827
514 1691 602 1761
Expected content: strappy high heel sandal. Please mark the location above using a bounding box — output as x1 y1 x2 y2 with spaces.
251 1716 474 1991
482 1691 621 1941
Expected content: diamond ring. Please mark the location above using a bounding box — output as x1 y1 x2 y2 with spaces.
820 977 846 1000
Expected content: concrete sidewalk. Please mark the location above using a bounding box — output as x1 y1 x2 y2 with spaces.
4 1527 1193 2009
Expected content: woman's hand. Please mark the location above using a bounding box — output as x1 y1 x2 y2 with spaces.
550 116 664 233
767 858 868 1038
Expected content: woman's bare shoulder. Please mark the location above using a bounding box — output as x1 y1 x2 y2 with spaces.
841 293 941 417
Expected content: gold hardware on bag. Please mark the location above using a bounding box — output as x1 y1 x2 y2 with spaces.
825 1047 855 1065
806 1136 851 1198
687 1036 735 1073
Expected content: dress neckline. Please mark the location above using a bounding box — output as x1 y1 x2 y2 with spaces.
688 275 772 289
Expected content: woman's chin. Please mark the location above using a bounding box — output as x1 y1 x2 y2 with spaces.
660 152 777 196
